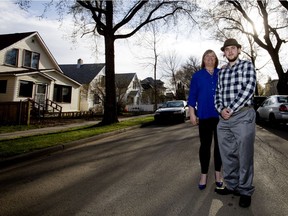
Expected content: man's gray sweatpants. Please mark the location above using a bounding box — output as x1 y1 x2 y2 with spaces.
217 108 256 196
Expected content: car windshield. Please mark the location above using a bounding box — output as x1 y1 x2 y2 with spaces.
162 101 184 108
277 96 288 103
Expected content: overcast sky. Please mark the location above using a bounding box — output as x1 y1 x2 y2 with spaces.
0 0 278 85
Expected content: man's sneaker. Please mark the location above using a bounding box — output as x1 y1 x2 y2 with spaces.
239 195 251 208
214 187 240 196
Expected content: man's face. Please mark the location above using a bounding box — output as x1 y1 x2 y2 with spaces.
223 45 240 62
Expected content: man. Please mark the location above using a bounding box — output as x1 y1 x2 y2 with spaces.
214 38 256 208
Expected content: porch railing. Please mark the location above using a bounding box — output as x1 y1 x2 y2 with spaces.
46 99 62 116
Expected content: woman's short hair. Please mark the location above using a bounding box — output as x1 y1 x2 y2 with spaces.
201 49 219 69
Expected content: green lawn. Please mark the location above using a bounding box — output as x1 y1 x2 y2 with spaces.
0 116 154 158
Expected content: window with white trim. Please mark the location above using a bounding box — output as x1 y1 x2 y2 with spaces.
23 50 40 69
53 84 72 103
19 80 33 97
5 48 19 66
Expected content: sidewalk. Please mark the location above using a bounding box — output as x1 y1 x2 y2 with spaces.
0 120 101 141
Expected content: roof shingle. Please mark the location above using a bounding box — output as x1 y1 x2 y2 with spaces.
60 63 105 84
0 32 36 50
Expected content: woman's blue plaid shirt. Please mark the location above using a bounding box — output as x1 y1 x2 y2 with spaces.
215 59 256 113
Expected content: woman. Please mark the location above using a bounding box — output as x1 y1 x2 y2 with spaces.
188 49 222 190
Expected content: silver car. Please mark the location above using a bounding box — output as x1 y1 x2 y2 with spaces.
256 95 288 125
154 100 189 123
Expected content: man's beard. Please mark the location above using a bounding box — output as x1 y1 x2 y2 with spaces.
227 55 238 62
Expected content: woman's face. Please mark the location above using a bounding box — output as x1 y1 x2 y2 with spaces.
204 52 216 67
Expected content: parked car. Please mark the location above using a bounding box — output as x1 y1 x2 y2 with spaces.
253 96 267 110
256 95 288 125
154 100 189 123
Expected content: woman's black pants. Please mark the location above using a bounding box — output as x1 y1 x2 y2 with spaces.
198 117 222 174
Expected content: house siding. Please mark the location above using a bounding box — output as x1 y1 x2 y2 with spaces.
87 70 105 111
0 77 15 101
46 71 80 111
0 35 57 72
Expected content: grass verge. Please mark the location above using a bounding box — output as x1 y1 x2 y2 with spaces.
0 116 154 159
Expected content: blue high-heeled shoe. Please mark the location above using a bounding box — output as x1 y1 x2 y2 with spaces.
198 174 207 190
198 183 206 190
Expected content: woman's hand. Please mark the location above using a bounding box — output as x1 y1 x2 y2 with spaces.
190 114 198 125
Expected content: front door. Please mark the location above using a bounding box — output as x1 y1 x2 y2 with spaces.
35 84 47 105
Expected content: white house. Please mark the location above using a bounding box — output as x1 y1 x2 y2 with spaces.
0 31 81 113
115 73 142 106
60 59 142 113
60 60 106 112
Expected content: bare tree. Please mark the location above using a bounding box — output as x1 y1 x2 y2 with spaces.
135 23 162 111
161 50 182 94
176 56 200 89
200 0 288 94
174 56 201 99
17 0 198 125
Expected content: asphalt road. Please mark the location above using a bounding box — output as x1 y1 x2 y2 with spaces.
0 122 288 216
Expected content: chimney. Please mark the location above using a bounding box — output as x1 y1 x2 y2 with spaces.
77 58 83 68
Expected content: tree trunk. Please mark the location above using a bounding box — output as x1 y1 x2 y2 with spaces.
102 1 118 125
268 49 288 94
277 72 288 95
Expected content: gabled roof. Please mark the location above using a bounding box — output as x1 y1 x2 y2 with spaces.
141 77 164 85
0 31 62 72
115 73 136 88
60 63 105 84
141 77 166 91
0 32 36 50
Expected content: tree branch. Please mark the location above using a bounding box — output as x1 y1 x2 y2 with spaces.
113 1 148 33
279 0 288 10
115 6 184 39
77 0 106 35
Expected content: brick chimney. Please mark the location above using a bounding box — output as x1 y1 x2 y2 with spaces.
77 58 83 68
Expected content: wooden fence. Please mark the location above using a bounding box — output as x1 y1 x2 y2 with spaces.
0 101 30 125
0 101 98 125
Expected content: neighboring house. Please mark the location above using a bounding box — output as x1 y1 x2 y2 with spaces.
0 31 81 113
141 77 166 104
61 61 141 113
115 73 142 106
264 79 278 96
165 91 175 101
60 60 105 113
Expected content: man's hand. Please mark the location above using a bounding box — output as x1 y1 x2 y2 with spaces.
221 108 232 120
